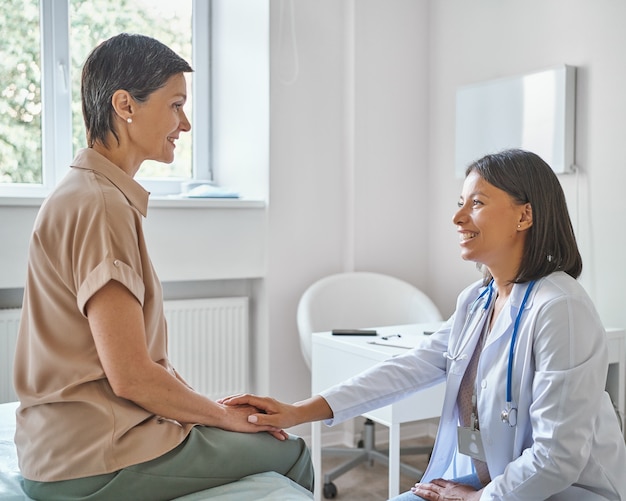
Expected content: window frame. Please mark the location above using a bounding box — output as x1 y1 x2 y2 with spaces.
0 0 210 198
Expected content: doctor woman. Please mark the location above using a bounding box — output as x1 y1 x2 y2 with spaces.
222 149 626 500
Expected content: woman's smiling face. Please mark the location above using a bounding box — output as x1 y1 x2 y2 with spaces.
130 72 191 165
453 170 531 278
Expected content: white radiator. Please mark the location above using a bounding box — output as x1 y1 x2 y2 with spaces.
0 308 20 403
164 297 250 400
0 298 249 404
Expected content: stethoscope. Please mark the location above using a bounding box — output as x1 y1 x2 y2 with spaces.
443 281 495 363
444 279 537 427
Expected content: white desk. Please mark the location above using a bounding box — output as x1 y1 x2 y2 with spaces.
606 328 626 433
310 324 626 501
311 322 445 500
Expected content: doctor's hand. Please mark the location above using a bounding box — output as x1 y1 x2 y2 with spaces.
217 402 289 441
411 478 481 501
218 393 333 430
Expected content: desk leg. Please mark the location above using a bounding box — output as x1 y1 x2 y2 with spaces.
618 336 626 436
312 420 322 501
388 423 401 498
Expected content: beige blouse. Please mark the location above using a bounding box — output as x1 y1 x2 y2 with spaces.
14 148 192 482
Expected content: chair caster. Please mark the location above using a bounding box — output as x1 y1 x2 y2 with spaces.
323 482 338 499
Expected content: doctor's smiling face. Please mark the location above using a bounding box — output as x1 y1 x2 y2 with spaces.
453 169 532 280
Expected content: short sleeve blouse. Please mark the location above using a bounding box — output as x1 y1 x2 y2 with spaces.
13 148 192 482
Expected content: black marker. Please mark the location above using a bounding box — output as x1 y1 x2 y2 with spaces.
331 329 377 336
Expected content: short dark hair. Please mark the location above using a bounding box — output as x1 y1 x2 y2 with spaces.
466 149 582 285
81 33 193 147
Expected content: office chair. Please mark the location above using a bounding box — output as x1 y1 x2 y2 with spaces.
297 271 443 499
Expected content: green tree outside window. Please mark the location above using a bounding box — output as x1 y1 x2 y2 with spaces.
0 0 192 185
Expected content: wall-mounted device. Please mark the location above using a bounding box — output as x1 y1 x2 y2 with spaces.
455 65 576 177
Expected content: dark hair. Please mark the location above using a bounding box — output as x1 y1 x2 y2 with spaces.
466 149 582 285
81 33 193 147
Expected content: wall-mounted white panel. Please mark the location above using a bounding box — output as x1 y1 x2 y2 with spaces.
455 65 576 177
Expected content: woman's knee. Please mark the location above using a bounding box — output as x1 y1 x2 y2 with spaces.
283 435 314 491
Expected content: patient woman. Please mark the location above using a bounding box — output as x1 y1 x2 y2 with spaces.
13 33 313 501
222 149 626 500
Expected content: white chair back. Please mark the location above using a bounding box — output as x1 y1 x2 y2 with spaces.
297 271 442 368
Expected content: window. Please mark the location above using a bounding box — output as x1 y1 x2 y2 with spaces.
0 0 209 197
0 1 41 188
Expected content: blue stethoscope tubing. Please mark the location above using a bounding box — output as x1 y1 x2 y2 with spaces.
502 280 536 426
507 280 536 403
446 279 537 427
443 281 495 362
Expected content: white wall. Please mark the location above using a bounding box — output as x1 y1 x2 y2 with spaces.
425 0 626 330
263 0 626 433
262 0 431 411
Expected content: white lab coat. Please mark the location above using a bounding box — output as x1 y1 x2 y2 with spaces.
321 272 626 500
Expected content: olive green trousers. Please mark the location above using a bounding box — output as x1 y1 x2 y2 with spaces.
23 426 314 500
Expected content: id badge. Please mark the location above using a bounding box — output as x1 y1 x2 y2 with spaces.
457 426 487 462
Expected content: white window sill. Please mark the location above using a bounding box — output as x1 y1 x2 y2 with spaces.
0 195 266 210
149 196 266 209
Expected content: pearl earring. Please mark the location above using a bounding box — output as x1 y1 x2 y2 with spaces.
126 117 132 124
517 224 521 228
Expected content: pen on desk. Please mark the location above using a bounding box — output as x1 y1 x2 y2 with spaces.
381 334 401 340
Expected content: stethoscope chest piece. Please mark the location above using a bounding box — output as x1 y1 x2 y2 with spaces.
501 404 517 427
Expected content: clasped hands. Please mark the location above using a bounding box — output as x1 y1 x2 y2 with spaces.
218 393 297 441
